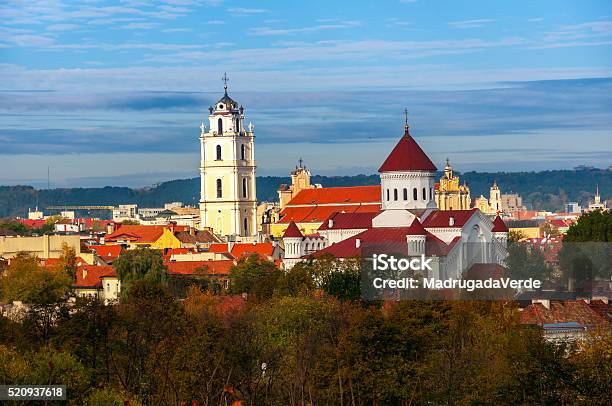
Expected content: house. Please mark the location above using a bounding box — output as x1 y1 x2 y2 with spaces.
74 265 119 304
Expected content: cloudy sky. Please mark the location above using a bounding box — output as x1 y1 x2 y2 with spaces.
1 0 611 188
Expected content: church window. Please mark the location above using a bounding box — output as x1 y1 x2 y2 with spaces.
241 144 245 160
216 145 222 160
216 179 222 198
244 218 248 234
422 188 426 200
394 189 398 201
218 118 223 134
242 178 248 198
403 188 408 200
386 189 390 201
413 188 418 200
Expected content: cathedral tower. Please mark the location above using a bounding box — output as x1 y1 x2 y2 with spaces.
199 74 257 237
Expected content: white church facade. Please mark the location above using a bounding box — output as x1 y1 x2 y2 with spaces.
199 75 257 237
282 121 509 279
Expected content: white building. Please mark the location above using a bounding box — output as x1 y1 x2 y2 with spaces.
282 121 509 280
199 74 257 238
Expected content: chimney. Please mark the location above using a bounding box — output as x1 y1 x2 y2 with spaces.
328 218 334 228
106 222 116 235
449 216 455 226
82 268 87 280
355 238 361 248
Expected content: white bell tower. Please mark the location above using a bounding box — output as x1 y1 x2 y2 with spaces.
199 73 257 237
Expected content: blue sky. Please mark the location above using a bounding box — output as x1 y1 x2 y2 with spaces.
1 0 611 187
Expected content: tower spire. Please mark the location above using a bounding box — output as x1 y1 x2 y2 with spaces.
222 72 229 95
403 108 409 134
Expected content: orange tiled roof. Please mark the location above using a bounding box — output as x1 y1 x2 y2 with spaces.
521 300 610 326
287 185 381 206
75 265 116 288
105 225 166 243
89 245 123 260
207 243 275 259
278 204 381 224
165 260 234 276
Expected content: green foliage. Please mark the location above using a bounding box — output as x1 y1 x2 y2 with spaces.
0 252 71 304
112 248 168 298
228 254 281 299
0 220 28 235
564 210 612 242
506 242 551 280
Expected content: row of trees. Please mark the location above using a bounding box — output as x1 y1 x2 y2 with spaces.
1 250 611 404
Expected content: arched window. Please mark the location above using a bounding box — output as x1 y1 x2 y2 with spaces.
413 188 418 200
394 189 398 201
243 218 248 235
242 178 247 198
216 145 222 160
217 118 223 134
216 179 222 198
241 144 245 160
422 187 426 200
386 189 390 201
403 188 408 200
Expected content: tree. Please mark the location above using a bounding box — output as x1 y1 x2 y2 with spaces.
113 248 168 299
57 242 78 280
228 254 281 300
505 242 551 281
274 263 316 297
120 219 140 225
508 229 526 242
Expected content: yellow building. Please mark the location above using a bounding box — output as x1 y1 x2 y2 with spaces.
105 225 182 250
278 159 320 210
474 181 502 215
434 159 471 210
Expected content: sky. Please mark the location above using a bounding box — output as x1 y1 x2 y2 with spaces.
1 0 611 188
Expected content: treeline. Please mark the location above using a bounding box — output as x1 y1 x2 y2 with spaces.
1 244 612 404
1 169 610 218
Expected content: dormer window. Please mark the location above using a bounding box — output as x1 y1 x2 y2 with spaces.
218 104 224 109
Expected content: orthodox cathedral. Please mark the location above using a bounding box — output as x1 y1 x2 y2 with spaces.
281 122 509 279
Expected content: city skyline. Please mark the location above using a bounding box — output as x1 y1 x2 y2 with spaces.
1 0 611 187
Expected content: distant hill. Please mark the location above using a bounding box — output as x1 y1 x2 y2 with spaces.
0 169 610 218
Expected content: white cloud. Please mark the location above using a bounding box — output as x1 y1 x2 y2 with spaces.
449 19 496 29
249 21 361 36
226 7 267 16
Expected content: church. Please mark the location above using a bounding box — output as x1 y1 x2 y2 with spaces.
198 74 257 237
281 122 509 279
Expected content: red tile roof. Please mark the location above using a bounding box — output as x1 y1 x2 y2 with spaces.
89 245 123 260
105 225 166 243
407 218 427 235
207 242 275 259
492 216 509 233
521 300 611 326
311 227 450 259
287 185 381 205
166 260 234 276
283 221 303 238
75 265 116 288
378 129 437 172
278 203 381 224
318 211 377 230
422 209 478 228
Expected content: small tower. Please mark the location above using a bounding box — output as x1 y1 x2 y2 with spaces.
282 221 304 270
491 215 509 245
489 180 501 213
199 73 257 237
406 218 427 256
378 111 437 211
